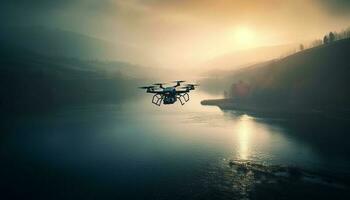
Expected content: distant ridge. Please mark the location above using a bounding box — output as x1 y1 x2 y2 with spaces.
200 43 298 71
202 38 350 113
0 26 144 63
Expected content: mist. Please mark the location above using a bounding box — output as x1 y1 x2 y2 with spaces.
1 0 350 69
3 1 350 200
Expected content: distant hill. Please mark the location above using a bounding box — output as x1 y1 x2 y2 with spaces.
200 44 298 71
200 60 275 94
0 26 175 79
0 43 143 115
0 26 148 64
202 38 350 112
0 26 181 115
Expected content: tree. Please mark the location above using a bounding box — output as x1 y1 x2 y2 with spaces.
299 44 304 51
323 35 328 44
329 32 335 42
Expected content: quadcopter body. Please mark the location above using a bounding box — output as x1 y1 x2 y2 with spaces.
139 81 198 106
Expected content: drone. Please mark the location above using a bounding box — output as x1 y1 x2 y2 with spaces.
139 81 199 106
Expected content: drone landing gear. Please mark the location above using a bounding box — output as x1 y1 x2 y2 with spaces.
177 93 190 105
152 94 163 106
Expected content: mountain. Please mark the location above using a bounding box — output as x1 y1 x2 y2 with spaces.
0 26 175 77
200 60 275 95
202 38 350 113
0 42 144 115
200 44 298 71
0 26 148 64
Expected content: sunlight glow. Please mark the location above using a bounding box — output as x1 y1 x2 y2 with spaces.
229 27 256 49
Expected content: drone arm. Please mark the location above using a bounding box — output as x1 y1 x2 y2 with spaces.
175 89 189 94
147 90 165 94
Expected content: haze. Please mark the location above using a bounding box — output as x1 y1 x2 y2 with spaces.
2 0 350 68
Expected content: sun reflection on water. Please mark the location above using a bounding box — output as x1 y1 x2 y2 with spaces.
237 114 254 160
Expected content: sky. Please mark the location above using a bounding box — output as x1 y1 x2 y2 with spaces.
1 0 350 68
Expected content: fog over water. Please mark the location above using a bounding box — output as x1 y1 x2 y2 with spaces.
2 1 350 199
2 91 350 199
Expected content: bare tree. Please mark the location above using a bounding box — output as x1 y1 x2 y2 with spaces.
323 35 329 44
329 32 335 42
299 44 304 51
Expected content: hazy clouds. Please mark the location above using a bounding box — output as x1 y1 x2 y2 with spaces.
1 0 350 68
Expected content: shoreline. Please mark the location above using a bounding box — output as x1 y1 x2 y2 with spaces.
201 98 350 119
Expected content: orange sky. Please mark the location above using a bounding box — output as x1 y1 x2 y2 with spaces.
89 0 350 68
2 0 350 68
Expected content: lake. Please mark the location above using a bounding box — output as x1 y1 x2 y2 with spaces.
1 91 350 199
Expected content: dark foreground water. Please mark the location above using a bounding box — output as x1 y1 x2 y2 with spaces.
1 92 350 199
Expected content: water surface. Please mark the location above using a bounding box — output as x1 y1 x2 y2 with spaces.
1 92 350 199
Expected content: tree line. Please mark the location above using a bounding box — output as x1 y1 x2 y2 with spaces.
309 27 350 48
279 27 350 58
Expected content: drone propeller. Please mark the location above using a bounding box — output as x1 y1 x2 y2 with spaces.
139 86 155 89
153 83 165 88
172 80 186 83
179 87 191 91
185 83 199 86
182 83 199 90
173 80 186 87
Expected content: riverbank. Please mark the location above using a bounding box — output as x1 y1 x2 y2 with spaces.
201 98 314 114
201 98 350 119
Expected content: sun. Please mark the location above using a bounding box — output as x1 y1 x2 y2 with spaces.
229 27 256 49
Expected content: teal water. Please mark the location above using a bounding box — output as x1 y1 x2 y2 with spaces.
1 92 350 199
